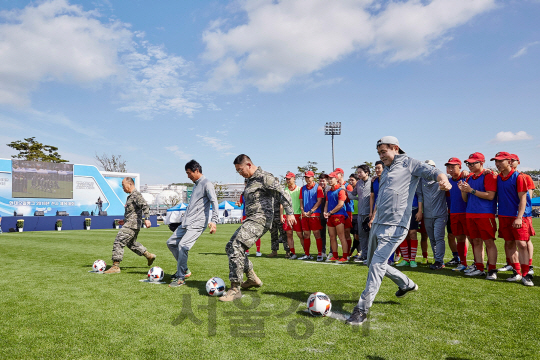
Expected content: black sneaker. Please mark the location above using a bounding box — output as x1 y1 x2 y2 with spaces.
445 258 460 266
429 262 445 270
395 283 418 298
170 273 179 281
345 306 367 325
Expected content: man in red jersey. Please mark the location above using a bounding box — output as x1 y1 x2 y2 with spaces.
491 152 533 285
458 152 498 279
299 171 325 261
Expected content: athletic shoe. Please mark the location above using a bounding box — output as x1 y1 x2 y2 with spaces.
256 252 262 257
316 255 324 262
337 257 348 263
298 255 310 260
521 274 534 287
354 257 364 263
394 258 405 265
184 271 192 278
486 270 498 280
306 255 314 260
466 269 485 276
497 264 513 272
170 273 179 281
289 254 298 260
345 306 367 325
394 254 401 263
528 265 534 276
445 258 460 266
327 256 339 261
169 279 185 288
395 283 418 298
453 264 467 272
429 262 445 270
421 258 430 265
409 260 418 268
396 261 410 267
507 271 522 282
464 264 476 274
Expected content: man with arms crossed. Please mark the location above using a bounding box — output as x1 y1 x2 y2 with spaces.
346 136 451 325
220 155 294 301
167 160 218 287
346 165 372 262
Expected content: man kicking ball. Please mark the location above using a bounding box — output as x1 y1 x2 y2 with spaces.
220 154 295 302
346 136 452 325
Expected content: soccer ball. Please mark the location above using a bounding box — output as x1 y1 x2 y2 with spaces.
92 259 107 273
206 277 226 296
147 266 164 282
307 292 332 317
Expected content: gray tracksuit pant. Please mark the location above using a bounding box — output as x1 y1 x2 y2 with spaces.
356 224 414 313
166 226 205 280
424 217 447 263
357 214 370 257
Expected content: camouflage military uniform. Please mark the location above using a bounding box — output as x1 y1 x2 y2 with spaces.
270 198 288 252
111 189 150 262
226 167 293 282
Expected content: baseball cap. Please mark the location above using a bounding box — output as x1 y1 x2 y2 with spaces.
376 136 405 154
328 171 338 178
425 160 436 167
334 168 344 175
464 152 485 163
444 157 462 166
304 171 315 177
490 151 513 161
285 172 295 179
510 154 520 162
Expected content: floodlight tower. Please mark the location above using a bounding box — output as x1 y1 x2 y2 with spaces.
325 122 341 170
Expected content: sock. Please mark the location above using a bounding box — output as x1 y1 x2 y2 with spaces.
521 264 530 276
409 240 418 261
256 239 261 252
422 251 428 259
316 238 323 256
488 264 496 272
530 258 533 266
475 262 485 272
290 248 296 255
457 242 467 266
245 249 249 254
304 238 311 255
514 263 521 275
452 251 459 261
399 239 410 261
333 251 338 259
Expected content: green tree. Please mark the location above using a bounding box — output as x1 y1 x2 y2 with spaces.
297 161 320 177
7 137 68 163
351 161 375 175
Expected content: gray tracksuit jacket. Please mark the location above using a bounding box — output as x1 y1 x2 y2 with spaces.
181 175 219 229
417 177 448 219
373 154 442 229
346 177 372 216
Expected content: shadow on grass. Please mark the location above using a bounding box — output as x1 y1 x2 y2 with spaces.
198 252 229 257
184 280 210 295
446 358 472 360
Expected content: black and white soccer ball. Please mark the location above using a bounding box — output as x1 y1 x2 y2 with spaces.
147 266 164 282
206 277 226 296
307 292 332 317
92 259 107 273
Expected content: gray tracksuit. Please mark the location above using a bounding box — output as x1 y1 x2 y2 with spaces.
346 177 371 257
357 154 442 313
417 177 448 263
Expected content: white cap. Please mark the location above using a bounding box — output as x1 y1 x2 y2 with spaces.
425 160 436 167
376 136 405 154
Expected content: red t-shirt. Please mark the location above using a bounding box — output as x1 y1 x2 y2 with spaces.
469 171 497 192
522 173 535 190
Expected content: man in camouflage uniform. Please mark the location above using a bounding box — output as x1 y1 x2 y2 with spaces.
267 197 290 257
104 177 156 274
220 154 295 302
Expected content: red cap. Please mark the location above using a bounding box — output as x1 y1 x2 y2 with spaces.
444 157 462 166
511 154 520 161
328 171 338 178
334 168 344 174
464 152 485 163
285 172 295 179
304 171 315 177
490 151 512 161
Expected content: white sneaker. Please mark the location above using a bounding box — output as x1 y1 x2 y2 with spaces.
507 273 523 282
521 274 534 287
466 269 485 276
316 255 324 262
486 270 497 280
298 255 309 260
453 264 467 272
464 264 476 274
497 264 513 272
528 266 534 276
256 252 262 257
289 254 298 260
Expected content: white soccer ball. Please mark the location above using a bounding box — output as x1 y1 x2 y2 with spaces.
307 292 332 317
147 266 164 282
206 277 226 296
92 259 107 273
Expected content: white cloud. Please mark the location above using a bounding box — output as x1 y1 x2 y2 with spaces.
196 135 233 151
490 131 533 143
511 41 540 59
203 0 496 91
165 145 192 160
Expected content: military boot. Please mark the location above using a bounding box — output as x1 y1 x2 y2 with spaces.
104 262 121 274
143 251 156 266
241 270 263 289
266 251 278 258
219 282 242 302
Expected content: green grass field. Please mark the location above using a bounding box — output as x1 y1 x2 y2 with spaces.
1 220 540 360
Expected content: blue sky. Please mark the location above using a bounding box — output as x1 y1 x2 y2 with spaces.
0 0 539 185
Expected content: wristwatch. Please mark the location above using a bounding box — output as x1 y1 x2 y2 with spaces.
471 189 476 195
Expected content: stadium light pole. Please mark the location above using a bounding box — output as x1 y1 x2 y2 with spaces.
325 122 341 170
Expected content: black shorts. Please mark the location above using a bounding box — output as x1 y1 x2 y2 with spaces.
351 217 358 235
409 208 419 230
447 214 452 234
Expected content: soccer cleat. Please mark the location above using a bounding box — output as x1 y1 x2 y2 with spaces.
104 264 121 274
421 258 430 265
345 306 367 325
395 283 418 298
298 255 310 260
256 252 262 257
316 255 324 262
327 256 339 261
429 262 445 270
465 269 485 276
528 265 534 276
409 260 418 268
464 264 476 274
267 251 278 258
219 283 242 302
396 261 410 267
453 264 467 272
486 270 498 280
168 279 185 288
143 251 156 266
289 254 298 260
241 270 263 289
506 271 522 282
337 257 348 263
354 257 364 263
394 258 405 265
497 264 513 272
445 258 460 266
521 274 534 287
